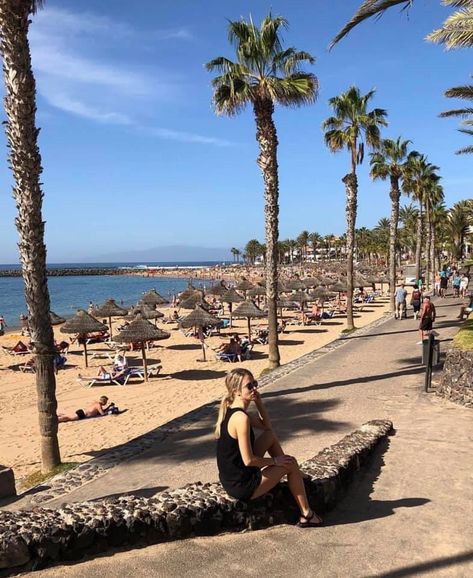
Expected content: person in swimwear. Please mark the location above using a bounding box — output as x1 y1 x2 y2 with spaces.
58 396 110 423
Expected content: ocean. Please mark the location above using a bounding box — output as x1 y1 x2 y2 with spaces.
0 262 222 328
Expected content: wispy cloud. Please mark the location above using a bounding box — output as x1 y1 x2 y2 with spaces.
44 93 133 125
148 127 233 147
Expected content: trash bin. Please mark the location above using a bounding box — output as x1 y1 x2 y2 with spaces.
422 337 440 366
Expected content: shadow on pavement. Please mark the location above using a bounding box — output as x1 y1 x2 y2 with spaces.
262 366 425 398
370 550 473 578
91 485 168 501
327 439 430 527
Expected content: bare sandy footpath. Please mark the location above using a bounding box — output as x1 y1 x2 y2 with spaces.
0 297 390 486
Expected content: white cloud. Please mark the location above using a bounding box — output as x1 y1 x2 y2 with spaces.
149 127 234 146
45 93 133 125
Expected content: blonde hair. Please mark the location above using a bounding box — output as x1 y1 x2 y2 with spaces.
215 368 253 439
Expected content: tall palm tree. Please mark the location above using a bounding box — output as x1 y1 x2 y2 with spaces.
297 230 310 263
448 200 473 258
399 203 419 260
230 247 238 262
370 138 416 311
424 182 444 289
402 155 440 283
0 0 60 471
323 86 387 330
207 14 318 369
308 231 321 261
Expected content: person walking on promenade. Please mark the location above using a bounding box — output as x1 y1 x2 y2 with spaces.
419 295 436 341
394 283 408 319
410 286 422 320
216 368 322 527
439 268 448 298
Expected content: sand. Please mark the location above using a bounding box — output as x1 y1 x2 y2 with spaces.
0 294 390 487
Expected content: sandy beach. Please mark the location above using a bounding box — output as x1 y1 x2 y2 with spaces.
0 292 390 488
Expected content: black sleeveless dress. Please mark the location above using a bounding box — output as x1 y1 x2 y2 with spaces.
217 407 262 501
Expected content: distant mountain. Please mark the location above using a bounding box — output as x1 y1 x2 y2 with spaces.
93 245 231 263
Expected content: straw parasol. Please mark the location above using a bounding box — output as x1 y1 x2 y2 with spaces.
141 289 169 306
284 279 306 291
247 284 266 297
179 292 209 310
235 278 254 295
113 316 170 381
303 277 319 288
127 304 164 323
221 288 244 327
178 284 197 302
318 276 335 286
232 300 266 338
308 287 334 303
60 310 108 367
180 305 222 361
92 298 128 338
206 281 228 297
50 311 65 325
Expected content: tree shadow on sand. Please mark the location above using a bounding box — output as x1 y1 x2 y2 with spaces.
172 369 227 381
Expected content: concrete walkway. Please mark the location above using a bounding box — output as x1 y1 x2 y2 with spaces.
21 296 473 576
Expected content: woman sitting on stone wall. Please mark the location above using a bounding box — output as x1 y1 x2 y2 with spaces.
215 368 322 527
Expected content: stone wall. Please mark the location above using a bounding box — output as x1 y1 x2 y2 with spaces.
436 347 473 407
0 420 392 575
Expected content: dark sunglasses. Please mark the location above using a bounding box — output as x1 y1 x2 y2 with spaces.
246 380 258 391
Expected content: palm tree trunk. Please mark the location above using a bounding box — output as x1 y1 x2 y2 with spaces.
0 1 61 471
342 172 357 331
430 221 436 292
254 98 280 369
388 176 400 312
425 201 431 290
415 202 423 283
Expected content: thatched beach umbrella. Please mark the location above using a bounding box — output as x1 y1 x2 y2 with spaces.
232 300 266 338
285 279 306 291
221 288 244 327
180 305 221 361
206 281 228 297
141 289 169 307
179 292 208 310
50 311 65 325
178 284 197 302
247 284 266 297
318 276 335 286
127 305 164 324
308 287 335 305
113 316 170 381
303 277 319 288
235 278 254 296
60 310 108 367
92 298 127 338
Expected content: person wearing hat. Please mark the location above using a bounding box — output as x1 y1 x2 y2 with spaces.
419 295 436 340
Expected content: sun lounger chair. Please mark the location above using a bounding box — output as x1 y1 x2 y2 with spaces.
1 341 32 356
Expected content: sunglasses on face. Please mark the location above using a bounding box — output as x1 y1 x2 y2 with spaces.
246 380 258 392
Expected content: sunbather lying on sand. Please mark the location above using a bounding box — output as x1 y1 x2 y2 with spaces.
58 396 113 422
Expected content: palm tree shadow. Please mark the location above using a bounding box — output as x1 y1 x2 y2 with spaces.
325 438 430 526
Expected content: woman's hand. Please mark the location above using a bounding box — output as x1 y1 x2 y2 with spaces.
273 454 296 467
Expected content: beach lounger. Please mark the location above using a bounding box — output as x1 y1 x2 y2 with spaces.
1 342 32 356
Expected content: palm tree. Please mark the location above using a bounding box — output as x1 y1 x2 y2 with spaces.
0 0 60 472
402 155 440 283
287 239 298 263
369 138 416 311
230 247 238 263
440 81 473 154
308 231 321 262
323 86 387 330
297 231 310 263
245 239 262 265
448 200 473 259
235 248 241 263
424 182 444 289
399 203 418 260
207 14 318 369
374 217 390 261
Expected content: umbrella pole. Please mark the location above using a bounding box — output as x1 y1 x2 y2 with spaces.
109 316 113 338
229 303 233 328
141 342 148 382
247 317 251 339
83 338 88 368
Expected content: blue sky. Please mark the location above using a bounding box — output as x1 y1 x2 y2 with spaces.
0 0 471 263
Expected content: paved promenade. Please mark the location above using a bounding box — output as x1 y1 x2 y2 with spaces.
20 296 473 576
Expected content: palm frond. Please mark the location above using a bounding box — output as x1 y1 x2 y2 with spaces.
330 0 413 48
444 84 473 99
440 107 473 118
427 7 473 49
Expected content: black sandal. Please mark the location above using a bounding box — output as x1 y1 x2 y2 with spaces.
297 510 323 528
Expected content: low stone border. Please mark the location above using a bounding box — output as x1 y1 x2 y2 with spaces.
0 419 392 574
23 311 391 506
436 347 473 407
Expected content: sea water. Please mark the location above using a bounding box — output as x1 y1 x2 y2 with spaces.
0 262 219 328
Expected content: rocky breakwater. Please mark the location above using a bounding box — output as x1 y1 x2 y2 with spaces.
0 268 125 278
0 420 393 574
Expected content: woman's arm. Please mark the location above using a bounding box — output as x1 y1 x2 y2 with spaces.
250 391 272 431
